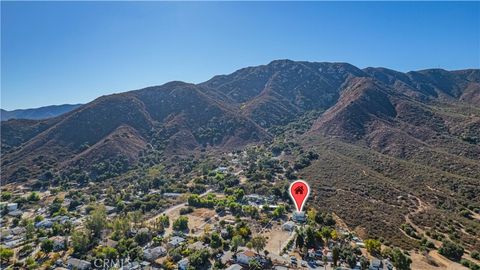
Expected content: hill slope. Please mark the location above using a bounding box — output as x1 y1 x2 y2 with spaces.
1 60 479 250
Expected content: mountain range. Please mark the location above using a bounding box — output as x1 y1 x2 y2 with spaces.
1 104 82 121
1 60 479 250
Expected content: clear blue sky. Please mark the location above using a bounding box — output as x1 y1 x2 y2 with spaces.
1 2 479 110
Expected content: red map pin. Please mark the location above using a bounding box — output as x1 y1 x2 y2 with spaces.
289 180 310 212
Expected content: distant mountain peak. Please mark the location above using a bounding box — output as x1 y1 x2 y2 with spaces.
1 104 82 121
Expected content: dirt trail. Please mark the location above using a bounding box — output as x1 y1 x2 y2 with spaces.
404 195 430 236
404 195 470 270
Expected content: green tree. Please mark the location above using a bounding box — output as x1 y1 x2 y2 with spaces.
305 226 316 248
173 216 189 231
272 205 285 219
296 232 305 249
188 194 201 207
25 221 35 240
307 208 317 224
231 235 244 252
41 239 54 253
236 223 251 239
135 230 152 246
391 248 412 270
189 249 210 268
24 256 37 268
360 256 370 270
320 226 332 243
365 239 381 255
85 205 107 238
34 215 44 223
158 214 170 228
128 211 143 229
71 230 90 255
210 232 222 249
346 253 357 268
439 241 464 261
251 235 267 255
93 245 119 260
0 246 14 263
28 192 40 202
117 238 142 260
111 216 130 240
233 188 245 202
1 192 12 201
51 222 64 236
332 246 340 266
49 197 63 215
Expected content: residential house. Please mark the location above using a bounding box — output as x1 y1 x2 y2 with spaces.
8 210 23 217
215 166 229 173
220 251 234 265
225 264 242 270
282 221 295 231
143 246 166 262
236 250 256 265
167 236 185 249
67 258 91 270
4 238 23 248
370 259 383 270
292 211 306 223
7 203 18 212
35 219 53 228
11 227 26 235
245 194 264 204
178 258 189 270
51 215 70 224
188 241 206 250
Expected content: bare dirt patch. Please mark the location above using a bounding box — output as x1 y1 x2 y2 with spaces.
261 221 294 255
410 251 469 270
